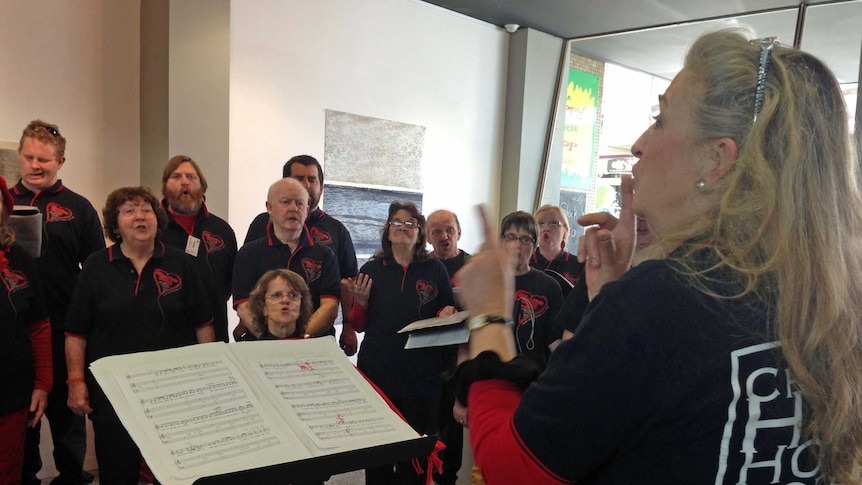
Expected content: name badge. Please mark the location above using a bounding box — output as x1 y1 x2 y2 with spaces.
185 235 201 257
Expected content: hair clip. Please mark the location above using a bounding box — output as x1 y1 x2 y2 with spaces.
751 37 780 122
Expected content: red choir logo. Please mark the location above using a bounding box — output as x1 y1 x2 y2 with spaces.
301 259 322 283
153 269 183 296
416 280 437 305
310 226 332 244
1 267 29 292
45 202 74 222
202 231 225 253
514 290 549 326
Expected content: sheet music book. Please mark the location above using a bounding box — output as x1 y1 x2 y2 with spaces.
398 310 470 349
8 205 42 258
90 338 425 485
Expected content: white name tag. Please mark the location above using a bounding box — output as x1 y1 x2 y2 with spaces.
185 235 201 257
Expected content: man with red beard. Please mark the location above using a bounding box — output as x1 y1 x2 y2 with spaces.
160 155 237 343
14 120 104 485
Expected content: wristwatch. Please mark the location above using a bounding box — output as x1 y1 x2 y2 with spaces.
466 314 513 331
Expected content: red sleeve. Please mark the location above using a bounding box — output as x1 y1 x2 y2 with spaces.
469 380 572 485
348 301 368 332
28 318 53 393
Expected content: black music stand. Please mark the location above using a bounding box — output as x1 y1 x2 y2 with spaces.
193 434 437 484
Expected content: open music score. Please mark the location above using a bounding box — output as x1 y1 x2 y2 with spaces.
90 338 422 485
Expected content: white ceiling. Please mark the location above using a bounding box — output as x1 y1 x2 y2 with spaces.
421 0 862 83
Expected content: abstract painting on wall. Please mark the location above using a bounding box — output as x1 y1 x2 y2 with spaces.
0 141 20 184
323 110 426 257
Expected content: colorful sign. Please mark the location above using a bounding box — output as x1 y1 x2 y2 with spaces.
560 69 599 190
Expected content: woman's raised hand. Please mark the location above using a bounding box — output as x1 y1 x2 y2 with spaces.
577 175 636 300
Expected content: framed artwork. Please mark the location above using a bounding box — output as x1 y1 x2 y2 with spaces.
0 141 20 184
323 109 427 258
324 184 423 257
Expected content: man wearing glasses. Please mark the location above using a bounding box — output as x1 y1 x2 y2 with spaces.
241 155 359 355
233 178 340 342
14 120 104 485
160 155 237 343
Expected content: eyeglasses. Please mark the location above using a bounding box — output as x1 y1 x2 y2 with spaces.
168 172 199 182
266 291 302 302
118 204 155 217
28 123 62 139
389 220 419 228
538 221 564 229
502 233 536 245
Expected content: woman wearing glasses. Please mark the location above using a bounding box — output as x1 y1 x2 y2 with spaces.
454 31 862 484
349 201 456 485
65 187 214 485
531 205 583 298
499 211 563 371
243 269 312 340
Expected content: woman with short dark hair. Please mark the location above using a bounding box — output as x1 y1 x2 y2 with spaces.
65 186 214 485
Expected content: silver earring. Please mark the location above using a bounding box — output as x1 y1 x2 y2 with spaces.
695 179 707 191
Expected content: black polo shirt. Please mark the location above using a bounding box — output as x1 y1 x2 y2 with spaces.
1 246 49 414
356 256 454 399
513 268 563 371
306 208 358 279
245 208 358 280
530 249 584 298
233 224 340 312
66 241 213 364
11 180 105 344
161 200 237 342
436 250 471 284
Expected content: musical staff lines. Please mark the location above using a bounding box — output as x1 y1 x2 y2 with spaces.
116 354 291 473
248 351 414 447
170 427 280 470
89 340 422 485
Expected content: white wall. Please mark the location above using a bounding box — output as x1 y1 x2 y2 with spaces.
0 0 140 212
169 0 230 217
228 0 508 253
0 1 140 476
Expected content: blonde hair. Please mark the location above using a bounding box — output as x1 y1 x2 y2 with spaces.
19 120 66 159
657 30 862 482
534 204 569 231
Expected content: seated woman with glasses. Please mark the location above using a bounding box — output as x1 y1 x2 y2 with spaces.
243 269 313 340
500 211 564 370
531 205 583 297
348 201 456 485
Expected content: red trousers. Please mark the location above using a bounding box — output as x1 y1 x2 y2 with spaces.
0 408 29 485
